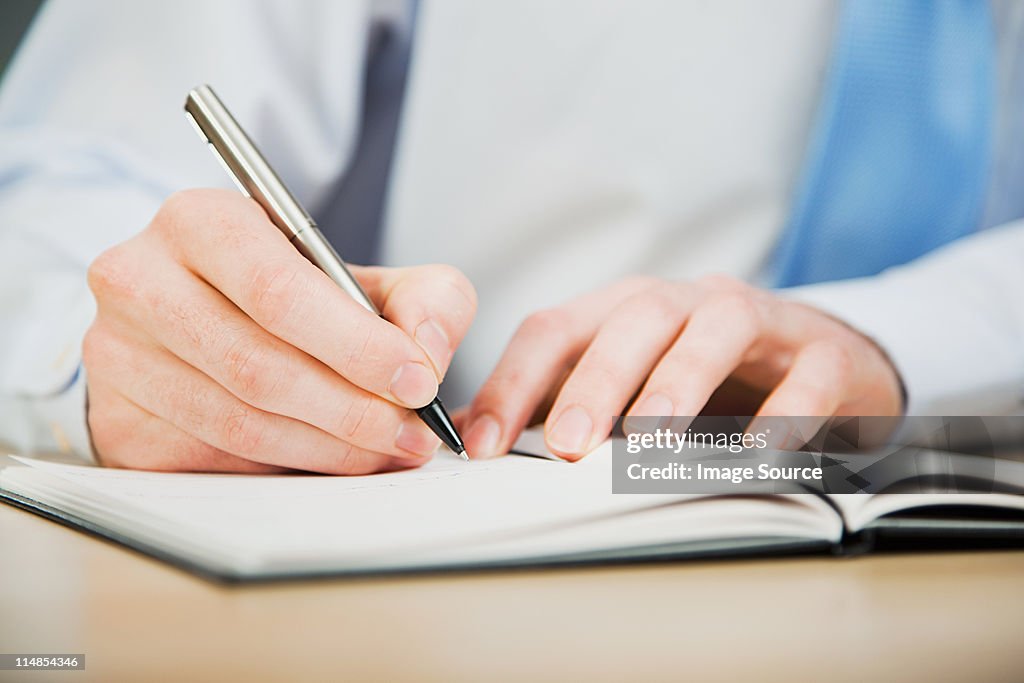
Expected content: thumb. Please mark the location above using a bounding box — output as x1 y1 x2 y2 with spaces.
351 264 477 380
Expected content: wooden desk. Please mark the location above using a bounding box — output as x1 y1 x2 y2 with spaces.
2 503 1022 683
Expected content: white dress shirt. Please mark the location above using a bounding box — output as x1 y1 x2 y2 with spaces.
1 0 1021 461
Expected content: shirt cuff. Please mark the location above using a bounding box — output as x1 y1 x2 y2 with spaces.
1 283 98 463
33 364 96 463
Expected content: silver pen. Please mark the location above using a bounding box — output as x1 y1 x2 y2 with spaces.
184 84 466 458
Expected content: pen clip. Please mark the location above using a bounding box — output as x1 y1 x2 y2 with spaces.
184 109 251 198
205 143 252 198
183 85 313 239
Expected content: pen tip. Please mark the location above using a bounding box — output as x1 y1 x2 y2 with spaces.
456 448 470 461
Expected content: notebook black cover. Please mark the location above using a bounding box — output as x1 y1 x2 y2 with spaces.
9 484 1024 584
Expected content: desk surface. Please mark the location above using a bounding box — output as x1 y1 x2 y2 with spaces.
2 503 1023 683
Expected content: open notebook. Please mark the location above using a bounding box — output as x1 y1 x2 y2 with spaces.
3 429 1024 581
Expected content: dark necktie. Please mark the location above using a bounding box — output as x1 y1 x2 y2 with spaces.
316 2 418 266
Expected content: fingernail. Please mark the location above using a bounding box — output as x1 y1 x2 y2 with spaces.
389 362 438 407
395 416 441 457
548 406 593 454
415 319 452 376
465 414 501 459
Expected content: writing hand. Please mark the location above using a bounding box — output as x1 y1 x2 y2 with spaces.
84 189 476 473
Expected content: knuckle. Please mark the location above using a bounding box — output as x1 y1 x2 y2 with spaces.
159 189 196 218
631 282 682 321
161 188 234 220
648 348 703 393
250 261 304 327
800 382 832 408
175 382 212 437
330 440 362 474
210 202 262 248
619 275 662 296
86 406 122 467
218 402 266 456
571 359 621 393
444 268 478 316
158 188 258 246
711 292 761 334
87 245 137 300
477 369 530 413
325 441 386 475
80 324 107 370
221 335 282 405
335 394 378 440
809 341 855 384
471 368 540 425
797 392 832 416
518 308 571 346
763 394 808 417
335 320 378 381
761 399 793 418
86 390 155 470
431 264 477 302
774 380 832 416
407 264 477 331
695 273 746 293
153 189 202 237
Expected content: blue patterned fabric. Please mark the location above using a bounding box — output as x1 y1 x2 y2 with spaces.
775 0 996 287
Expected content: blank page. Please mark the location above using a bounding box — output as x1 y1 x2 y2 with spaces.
0 432 838 577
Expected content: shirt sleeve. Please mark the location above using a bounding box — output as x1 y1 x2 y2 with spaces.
782 219 1024 415
0 0 373 460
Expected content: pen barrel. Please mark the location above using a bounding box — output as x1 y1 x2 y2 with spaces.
184 85 314 241
185 84 464 455
291 227 380 315
185 85 381 317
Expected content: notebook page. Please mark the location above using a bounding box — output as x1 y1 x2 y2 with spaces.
1 430 847 574
3 437 702 570
828 452 1024 531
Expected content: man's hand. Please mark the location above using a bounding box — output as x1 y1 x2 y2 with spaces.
83 189 476 474
461 275 903 460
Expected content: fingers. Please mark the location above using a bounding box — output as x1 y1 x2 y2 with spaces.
750 342 852 449
541 285 698 460
757 342 851 416
462 277 660 459
118 259 441 459
540 282 767 460
462 308 591 459
88 389 291 474
85 188 480 473
151 189 439 408
351 264 477 379
628 293 763 419
87 327 424 475
459 270 902 463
